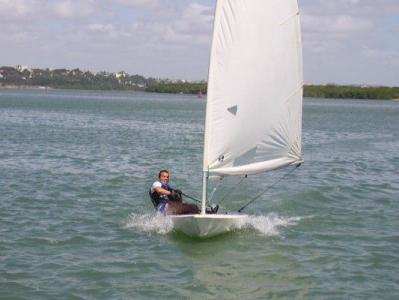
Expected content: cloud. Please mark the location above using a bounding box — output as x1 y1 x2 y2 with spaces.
0 0 96 23
301 14 373 55
362 46 399 66
48 0 95 19
127 2 213 48
303 14 372 36
175 3 214 35
298 0 399 85
86 23 132 40
300 0 376 55
302 0 399 17
302 14 372 43
112 0 159 9
88 24 115 33
0 0 39 22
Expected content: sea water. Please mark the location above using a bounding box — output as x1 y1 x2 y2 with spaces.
1 89 398 299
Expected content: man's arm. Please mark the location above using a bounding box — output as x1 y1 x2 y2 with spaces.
154 186 172 196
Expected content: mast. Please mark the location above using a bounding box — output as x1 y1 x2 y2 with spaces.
201 171 207 215
201 0 221 214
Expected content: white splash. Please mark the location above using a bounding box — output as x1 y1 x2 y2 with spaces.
242 214 301 236
125 212 301 237
125 213 174 235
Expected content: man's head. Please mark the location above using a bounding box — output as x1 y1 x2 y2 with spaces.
158 169 169 183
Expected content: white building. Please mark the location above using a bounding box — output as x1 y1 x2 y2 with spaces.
115 71 127 79
16 65 32 72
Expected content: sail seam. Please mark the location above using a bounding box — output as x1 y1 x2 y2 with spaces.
285 85 303 104
280 11 300 26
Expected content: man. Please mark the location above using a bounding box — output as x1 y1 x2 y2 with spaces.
149 170 200 215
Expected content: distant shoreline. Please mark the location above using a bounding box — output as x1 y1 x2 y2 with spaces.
2 84 399 101
0 84 53 90
1 65 398 100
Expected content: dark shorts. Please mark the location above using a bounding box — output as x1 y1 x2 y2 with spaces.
157 203 168 215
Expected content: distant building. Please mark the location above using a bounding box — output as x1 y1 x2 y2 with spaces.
70 69 83 76
16 65 32 72
115 71 127 79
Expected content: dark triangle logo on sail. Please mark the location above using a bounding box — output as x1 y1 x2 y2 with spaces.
227 105 238 115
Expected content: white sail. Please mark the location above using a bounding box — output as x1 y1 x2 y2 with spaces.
203 0 303 177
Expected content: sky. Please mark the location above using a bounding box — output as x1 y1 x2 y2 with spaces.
1 0 398 86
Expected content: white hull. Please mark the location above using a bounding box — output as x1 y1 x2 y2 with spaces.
170 213 248 238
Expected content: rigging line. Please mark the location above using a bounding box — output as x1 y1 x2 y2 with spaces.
217 175 247 206
237 164 301 213
208 177 223 203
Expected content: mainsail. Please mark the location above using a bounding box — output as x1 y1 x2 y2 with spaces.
203 0 303 178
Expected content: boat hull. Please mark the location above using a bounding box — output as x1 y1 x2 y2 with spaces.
170 213 248 238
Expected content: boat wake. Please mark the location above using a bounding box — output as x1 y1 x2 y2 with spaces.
242 214 301 236
125 213 301 237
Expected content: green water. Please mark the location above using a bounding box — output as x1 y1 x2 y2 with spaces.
1 89 398 299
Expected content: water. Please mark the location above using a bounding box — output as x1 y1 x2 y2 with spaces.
1 89 398 299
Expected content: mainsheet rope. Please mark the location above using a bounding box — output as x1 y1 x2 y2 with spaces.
181 192 201 203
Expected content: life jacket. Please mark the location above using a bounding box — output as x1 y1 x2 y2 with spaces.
149 181 173 208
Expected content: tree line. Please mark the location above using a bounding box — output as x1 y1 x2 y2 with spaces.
304 84 399 100
148 83 399 100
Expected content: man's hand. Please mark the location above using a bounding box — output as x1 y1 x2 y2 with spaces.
170 190 182 201
173 189 182 195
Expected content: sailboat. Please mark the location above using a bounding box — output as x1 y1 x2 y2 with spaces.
171 0 303 238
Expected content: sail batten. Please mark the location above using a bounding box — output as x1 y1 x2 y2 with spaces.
203 0 303 178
